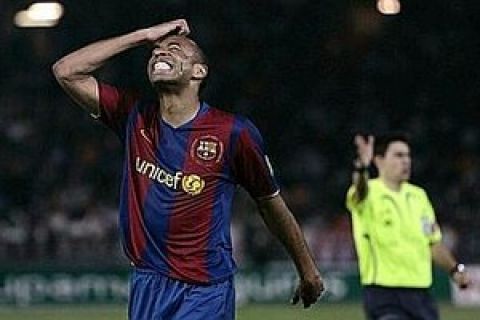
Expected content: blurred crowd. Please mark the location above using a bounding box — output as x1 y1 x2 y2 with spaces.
0 1 479 268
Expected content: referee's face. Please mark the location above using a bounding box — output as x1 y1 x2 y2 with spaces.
378 141 411 183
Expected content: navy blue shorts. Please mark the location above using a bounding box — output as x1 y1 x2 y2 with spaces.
128 269 235 320
363 286 439 320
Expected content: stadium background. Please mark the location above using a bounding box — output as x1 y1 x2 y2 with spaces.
1 0 479 318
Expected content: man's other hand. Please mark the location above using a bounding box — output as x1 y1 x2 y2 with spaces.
291 273 325 308
453 268 471 290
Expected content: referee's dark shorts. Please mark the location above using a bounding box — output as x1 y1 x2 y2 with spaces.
363 285 439 320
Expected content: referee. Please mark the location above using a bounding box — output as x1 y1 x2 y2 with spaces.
346 133 470 320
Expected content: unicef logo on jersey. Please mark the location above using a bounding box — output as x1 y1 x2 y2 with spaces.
135 157 205 196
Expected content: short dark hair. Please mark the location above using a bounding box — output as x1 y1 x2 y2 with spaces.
186 37 209 93
374 132 410 156
193 43 208 66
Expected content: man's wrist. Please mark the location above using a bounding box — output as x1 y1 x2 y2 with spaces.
450 263 465 276
301 271 321 282
298 263 321 281
353 164 370 173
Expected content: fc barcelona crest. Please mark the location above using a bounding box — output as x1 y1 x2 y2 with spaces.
191 135 224 165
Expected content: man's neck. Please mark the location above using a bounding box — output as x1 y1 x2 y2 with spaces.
158 89 200 128
380 176 403 192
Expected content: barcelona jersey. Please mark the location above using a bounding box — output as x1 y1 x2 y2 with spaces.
97 83 279 284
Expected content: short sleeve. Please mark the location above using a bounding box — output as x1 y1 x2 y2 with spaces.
422 191 442 244
96 82 140 138
346 185 356 212
231 119 279 200
346 185 367 213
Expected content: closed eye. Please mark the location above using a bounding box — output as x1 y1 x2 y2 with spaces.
168 44 182 52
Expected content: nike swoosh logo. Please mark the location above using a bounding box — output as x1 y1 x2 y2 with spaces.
140 129 152 144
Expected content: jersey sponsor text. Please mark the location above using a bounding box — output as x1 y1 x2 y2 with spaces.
135 156 205 195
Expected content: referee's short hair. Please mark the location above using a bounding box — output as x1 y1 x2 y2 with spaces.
374 133 410 157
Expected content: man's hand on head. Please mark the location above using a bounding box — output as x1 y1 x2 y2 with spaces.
145 19 190 43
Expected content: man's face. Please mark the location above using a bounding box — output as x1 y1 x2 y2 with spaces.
147 35 200 87
376 141 411 183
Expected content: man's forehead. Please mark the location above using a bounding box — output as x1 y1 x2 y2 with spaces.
155 35 196 49
387 141 410 153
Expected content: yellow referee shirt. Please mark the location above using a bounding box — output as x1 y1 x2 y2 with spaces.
346 178 442 288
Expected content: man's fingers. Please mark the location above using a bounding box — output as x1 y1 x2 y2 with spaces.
354 135 365 147
290 288 300 305
299 287 323 308
181 22 190 35
146 19 190 42
459 276 471 289
453 273 471 290
293 278 325 308
302 293 322 308
367 135 375 146
354 134 375 149
302 294 316 308
290 294 300 305
174 19 190 35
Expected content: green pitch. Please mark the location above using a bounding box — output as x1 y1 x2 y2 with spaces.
0 303 478 319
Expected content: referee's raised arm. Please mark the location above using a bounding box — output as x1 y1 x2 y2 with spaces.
352 135 374 203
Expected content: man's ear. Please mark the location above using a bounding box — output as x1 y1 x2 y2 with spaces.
192 64 208 80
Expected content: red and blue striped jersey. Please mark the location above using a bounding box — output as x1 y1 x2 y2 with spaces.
97 83 279 284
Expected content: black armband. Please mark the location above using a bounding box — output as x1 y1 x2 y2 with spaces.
353 165 369 173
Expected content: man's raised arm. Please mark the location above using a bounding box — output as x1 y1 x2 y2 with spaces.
52 19 190 115
352 135 374 203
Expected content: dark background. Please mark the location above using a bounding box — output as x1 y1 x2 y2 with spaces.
1 0 479 268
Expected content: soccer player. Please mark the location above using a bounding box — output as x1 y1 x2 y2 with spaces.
52 19 324 319
346 133 470 320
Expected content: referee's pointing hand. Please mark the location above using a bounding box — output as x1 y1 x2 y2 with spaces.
354 134 374 167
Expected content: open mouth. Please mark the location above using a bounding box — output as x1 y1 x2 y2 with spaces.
154 61 172 71
152 60 174 74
